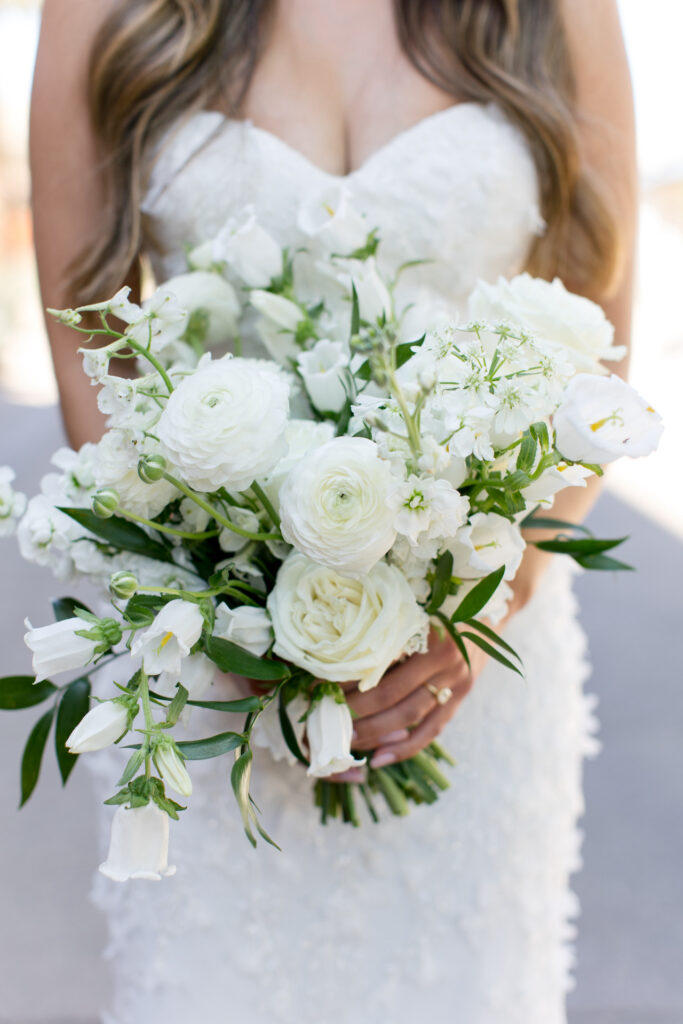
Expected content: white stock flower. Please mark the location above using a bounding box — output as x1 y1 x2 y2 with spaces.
297 338 350 413
0 467 26 537
297 184 369 254
157 271 240 347
468 274 625 373
49 445 98 500
268 553 429 691
16 494 80 579
258 419 335 513
279 437 397 575
213 603 273 657
99 802 176 882
522 462 593 507
350 258 392 323
130 599 204 676
121 289 188 354
155 651 215 701
389 475 469 546
553 373 663 464
66 700 131 753
95 430 176 518
448 512 526 581
306 693 366 778
213 208 282 287
24 616 100 683
157 355 289 493
252 693 308 766
155 744 192 797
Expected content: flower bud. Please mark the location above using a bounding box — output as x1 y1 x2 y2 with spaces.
66 699 131 754
138 454 167 484
92 488 120 518
155 743 193 797
110 571 139 600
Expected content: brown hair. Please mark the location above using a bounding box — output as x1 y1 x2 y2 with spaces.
71 0 620 304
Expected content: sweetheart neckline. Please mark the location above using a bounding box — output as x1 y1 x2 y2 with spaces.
200 101 496 181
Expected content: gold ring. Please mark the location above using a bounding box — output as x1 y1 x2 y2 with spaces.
425 683 453 706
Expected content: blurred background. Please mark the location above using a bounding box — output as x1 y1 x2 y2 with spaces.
0 2 681 1022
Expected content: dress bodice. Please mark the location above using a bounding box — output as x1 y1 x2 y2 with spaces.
140 103 544 322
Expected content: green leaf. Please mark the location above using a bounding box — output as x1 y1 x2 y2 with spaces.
575 552 634 572
516 434 537 474
204 635 290 680
185 696 263 713
248 795 282 850
176 730 245 760
459 631 524 676
20 708 55 806
529 421 550 451
278 689 309 766
464 618 522 661
449 566 505 623
350 282 360 337
534 536 627 556
164 684 188 727
54 677 91 785
52 596 93 622
426 550 454 615
117 748 147 787
0 676 56 710
231 749 257 847
123 593 166 628
434 613 471 670
521 513 593 535
58 507 174 564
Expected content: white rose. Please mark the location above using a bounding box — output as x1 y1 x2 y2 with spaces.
213 208 282 287
95 430 177 518
130 599 204 676
252 693 308 766
157 271 240 347
448 512 525 581
157 354 289 492
297 184 369 254
468 274 625 373
99 802 176 882
213 603 273 657
66 700 131 753
306 692 366 778
553 373 663 464
257 419 336 513
279 437 397 575
268 553 429 691
297 338 350 413
0 466 26 537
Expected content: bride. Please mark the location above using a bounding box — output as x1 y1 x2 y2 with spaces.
30 1 635 1021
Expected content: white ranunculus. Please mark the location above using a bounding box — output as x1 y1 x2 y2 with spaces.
157 354 290 493
279 437 397 575
130 599 204 676
213 603 273 657
297 338 350 413
99 802 176 882
155 743 192 797
252 693 309 766
0 467 26 537
157 272 240 347
468 274 625 373
350 258 393 323
250 290 303 331
553 373 664 464
306 693 366 778
258 419 335 513
155 651 215 700
268 553 429 691
24 616 99 683
441 577 514 627
66 700 131 753
95 430 176 518
389 475 469 546
297 184 369 254
521 462 593 507
213 208 283 287
448 512 526 581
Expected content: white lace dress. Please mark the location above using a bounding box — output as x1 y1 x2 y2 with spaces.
87 103 600 1024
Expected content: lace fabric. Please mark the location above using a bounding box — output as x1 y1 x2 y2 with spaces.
87 102 596 1024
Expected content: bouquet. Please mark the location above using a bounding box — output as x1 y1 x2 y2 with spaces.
0 189 663 880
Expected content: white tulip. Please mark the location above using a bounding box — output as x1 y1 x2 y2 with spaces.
157 354 290 493
350 258 393 323
268 553 429 691
24 616 99 683
155 743 192 797
448 512 526 581
297 338 350 413
155 651 215 700
252 693 308 766
553 373 663 464
213 208 282 287
213 603 273 657
99 802 176 882
66 700 131 753
157 271 240 347
297 184 369 254
279 437 397 576
130 599 204 676
306 693 366 778
0 467 26 537
250 290 303 331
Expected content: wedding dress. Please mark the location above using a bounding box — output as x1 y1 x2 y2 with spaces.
87 103 599 1024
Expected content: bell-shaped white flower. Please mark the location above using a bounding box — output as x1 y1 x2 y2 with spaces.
24 616 100 683
306 692 366 778
297 184 369 254
214 603 273 657
252 693 309 766
99 802 176 882
250 290 303 331
521 462 593 507
130 599 204 676
213 208 282 287
448 512 526 581
155 651 215 700
297 338 350 413
66 699 131 753
154 743 192 797
350 258 392 323
553 373 663 464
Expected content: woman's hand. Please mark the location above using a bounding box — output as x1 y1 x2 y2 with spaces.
332 627 489 780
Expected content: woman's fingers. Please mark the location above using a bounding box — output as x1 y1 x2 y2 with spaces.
369 682 471 766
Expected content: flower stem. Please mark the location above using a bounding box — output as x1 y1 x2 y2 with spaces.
162 470 281 542
117 508 220 541
249 481 281 530
138 672 154 779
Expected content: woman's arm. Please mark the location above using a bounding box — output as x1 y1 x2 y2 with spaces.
31 0 138 449
341 0 638 774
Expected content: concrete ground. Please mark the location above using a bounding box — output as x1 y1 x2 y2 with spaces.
0 398 681 1024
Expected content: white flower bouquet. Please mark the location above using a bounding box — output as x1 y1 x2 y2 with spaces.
0 190 663 877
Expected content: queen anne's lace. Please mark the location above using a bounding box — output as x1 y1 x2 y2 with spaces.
88 103 595 1024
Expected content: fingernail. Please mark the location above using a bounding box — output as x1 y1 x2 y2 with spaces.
332 768 364 783
377 729 409 744
370 751 397 769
